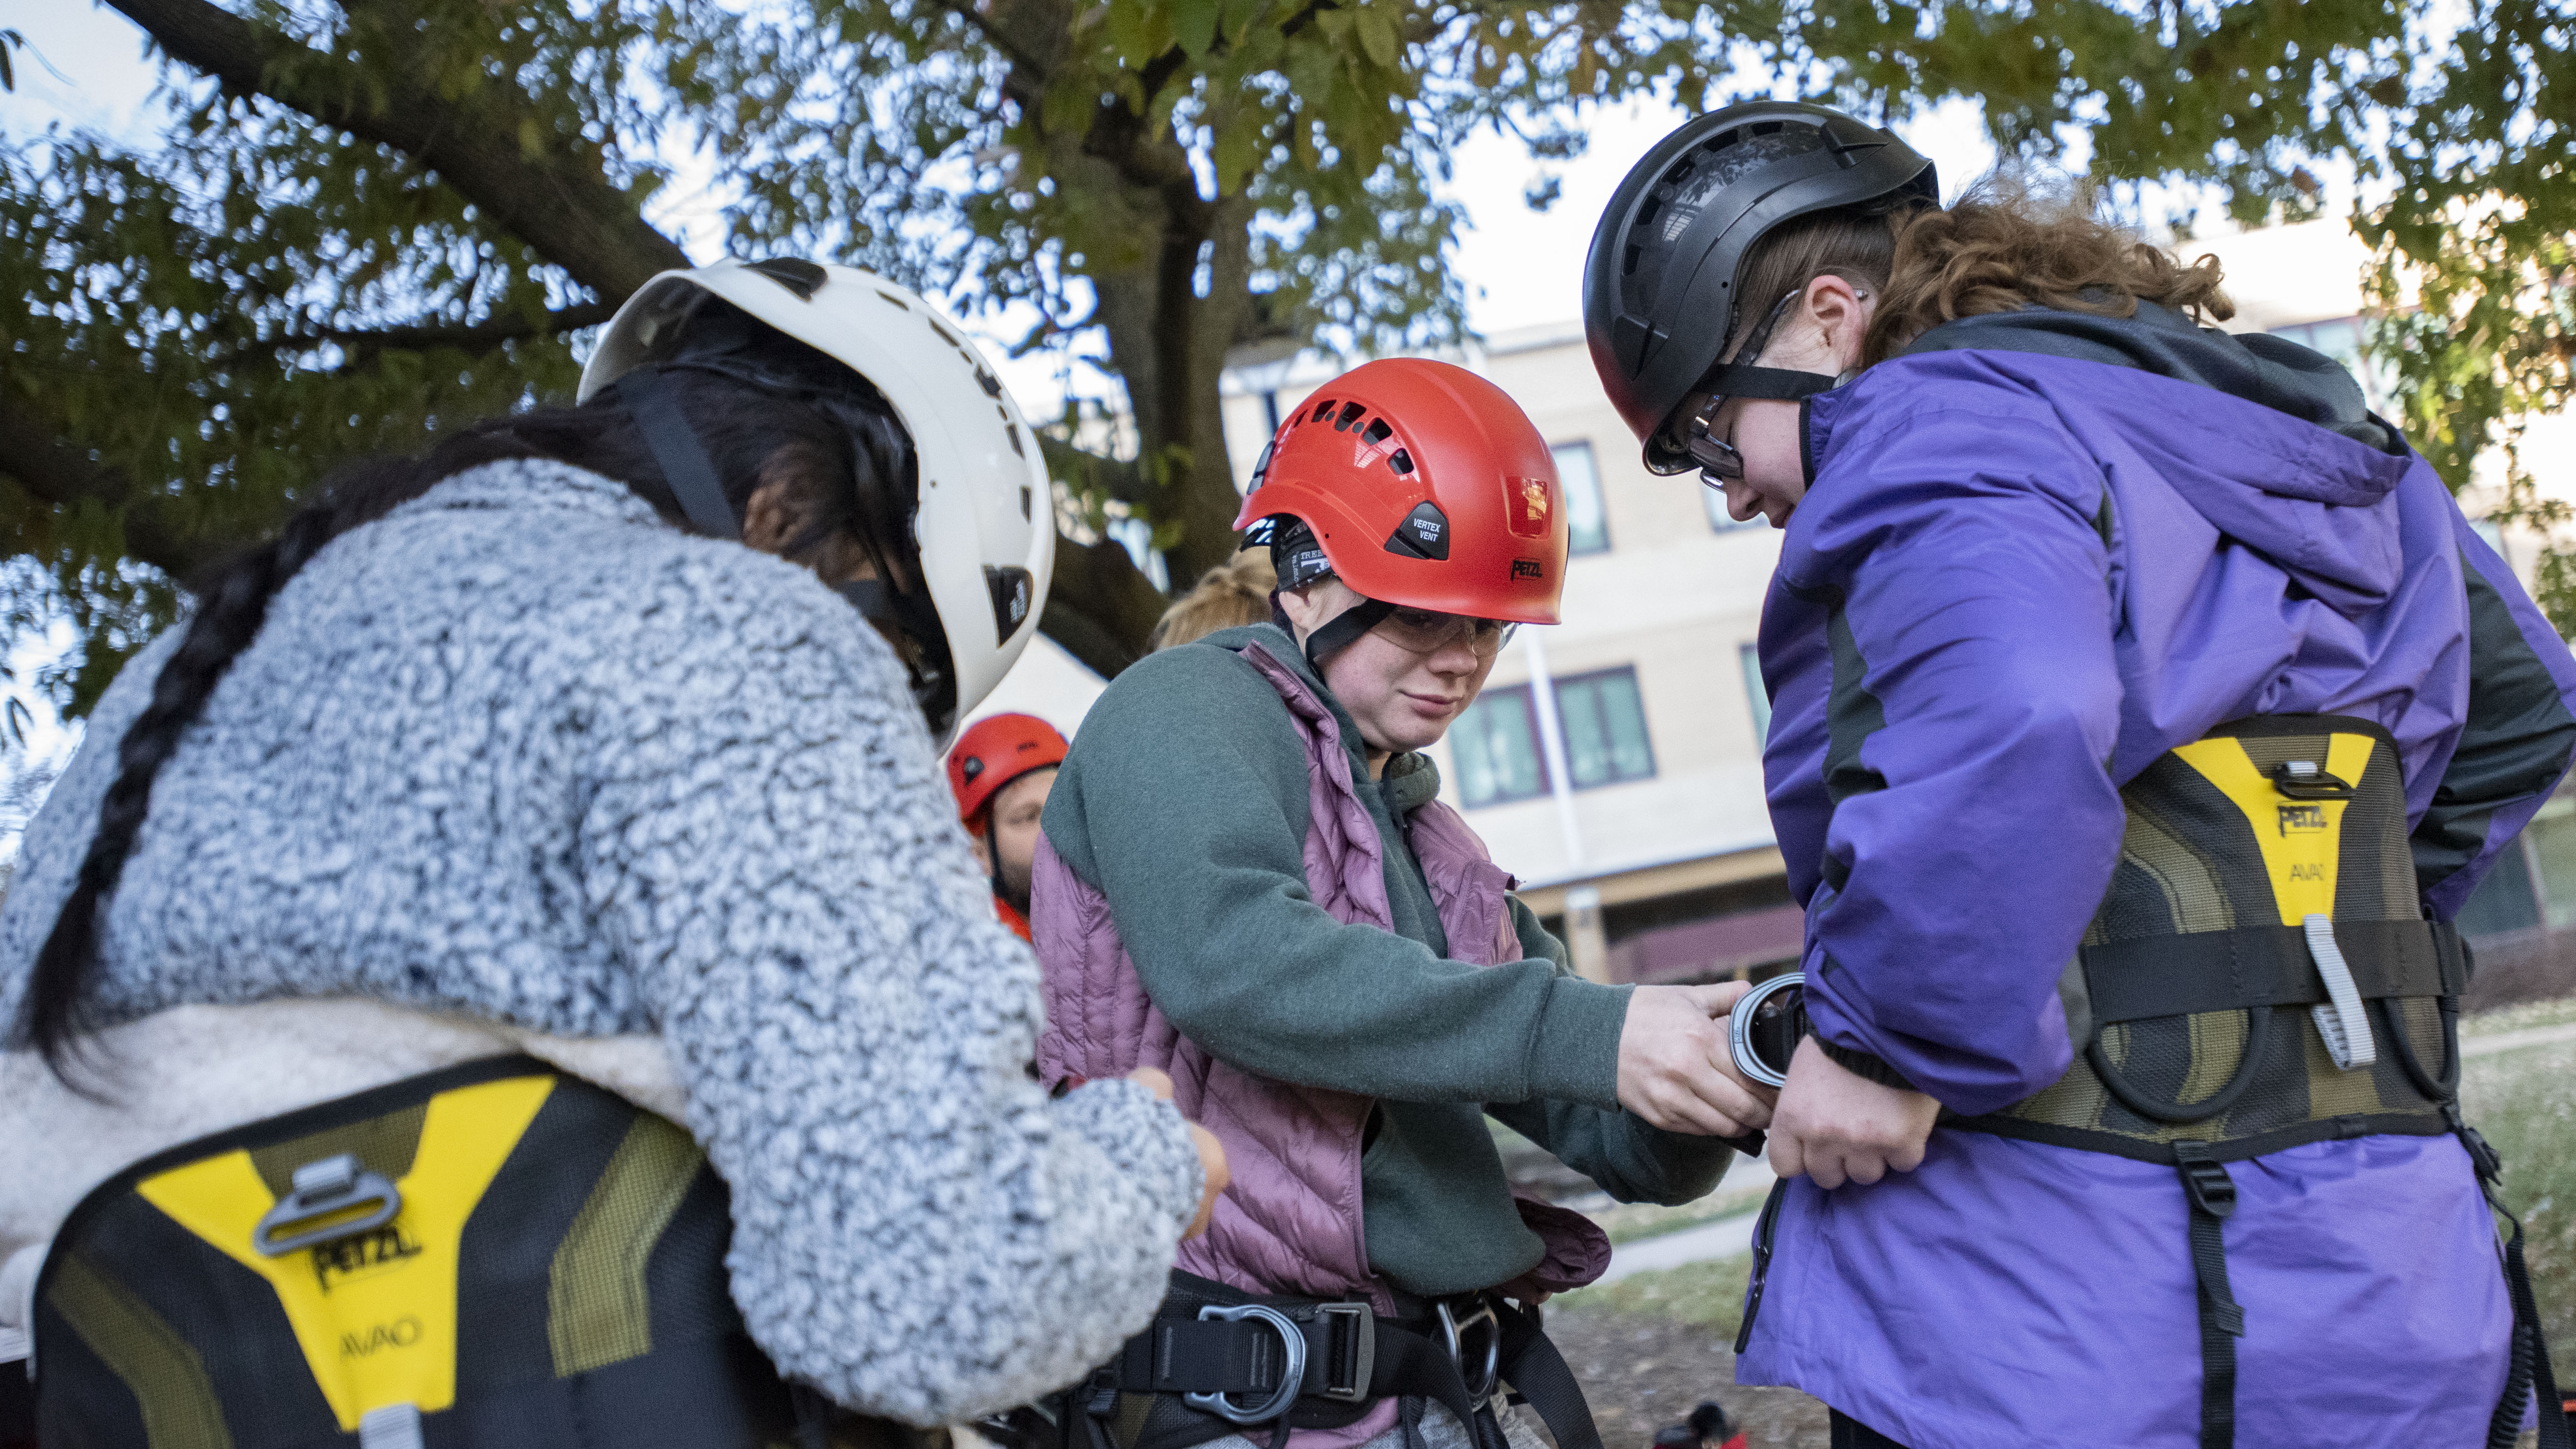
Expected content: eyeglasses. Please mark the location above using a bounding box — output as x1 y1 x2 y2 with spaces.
1681 289 1803 485
1377 607 1518 660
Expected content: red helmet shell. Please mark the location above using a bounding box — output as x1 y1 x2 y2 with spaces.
946 712 1069 829
1232 359 1566 624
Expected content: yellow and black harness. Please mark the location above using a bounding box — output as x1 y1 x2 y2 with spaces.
28 1056 922 1449
1939 716 2558 1449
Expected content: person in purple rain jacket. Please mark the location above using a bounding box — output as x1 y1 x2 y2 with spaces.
1582 100 2576 1449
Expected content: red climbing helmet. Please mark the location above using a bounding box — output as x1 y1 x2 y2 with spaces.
1233 359 1567 625
946 712 1069 830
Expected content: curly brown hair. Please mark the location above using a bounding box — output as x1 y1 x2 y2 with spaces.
1718 179 2233 369
1863 183 2232 363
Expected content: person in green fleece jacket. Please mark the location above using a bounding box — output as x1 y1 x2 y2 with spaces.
1029 359 1770 1449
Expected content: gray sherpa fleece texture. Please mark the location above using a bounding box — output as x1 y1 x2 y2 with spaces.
0 459 1203 1423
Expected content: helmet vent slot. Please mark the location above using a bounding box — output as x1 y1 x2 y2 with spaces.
1388 448 1415 476
1312 398 1339 423
1334 402 1366 431
1361 418 1394 446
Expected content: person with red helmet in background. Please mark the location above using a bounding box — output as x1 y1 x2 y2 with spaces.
1021 359 1772 1449
947 713 1071 940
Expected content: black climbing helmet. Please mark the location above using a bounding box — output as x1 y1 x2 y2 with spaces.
1583 101 1940 473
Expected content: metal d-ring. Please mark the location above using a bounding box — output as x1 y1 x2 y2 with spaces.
1181 1304 1306 1426
252 1153 403 1258
1728 972 1807 1090
1435 1298 1501 1402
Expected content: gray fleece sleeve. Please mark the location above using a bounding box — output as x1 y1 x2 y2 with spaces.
573 560 1201 1424
1046 645 1629 1108
1484 900 1733 1205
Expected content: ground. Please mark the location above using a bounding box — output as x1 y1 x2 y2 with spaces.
1537 998 2576 1449
1545 1299 1826 1449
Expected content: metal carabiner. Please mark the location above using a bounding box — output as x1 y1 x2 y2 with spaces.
1435 1297 1501 1402
1182 1304 1307 1427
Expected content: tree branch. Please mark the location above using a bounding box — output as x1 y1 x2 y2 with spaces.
289 300 621 363
104 0 689 300
0 394 218 579
1039 531 1170 678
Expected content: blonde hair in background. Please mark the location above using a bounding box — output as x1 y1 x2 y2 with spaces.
1151 550 1278 651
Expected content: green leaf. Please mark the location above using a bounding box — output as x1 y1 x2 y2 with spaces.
1352 9 1398 70
1172 0 1223 58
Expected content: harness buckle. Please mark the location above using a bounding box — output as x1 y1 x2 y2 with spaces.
2174 1144 2238 1221
1181 1304 1306 1426
252 1153 404 1257
2271 759 2356 799
1435 1297 1501 1402
1314 1302 1376 1403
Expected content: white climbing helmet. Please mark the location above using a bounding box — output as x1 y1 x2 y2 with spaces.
578 258 1055 744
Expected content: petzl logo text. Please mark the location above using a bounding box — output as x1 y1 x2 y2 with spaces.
1510 559 1545 581
2277 804 2329 834
309 1222 423 1292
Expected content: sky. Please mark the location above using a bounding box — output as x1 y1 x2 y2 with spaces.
0 3 2008 774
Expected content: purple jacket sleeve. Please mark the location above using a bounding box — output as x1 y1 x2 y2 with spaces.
1778 395 2127 1115
2412 504 2576 919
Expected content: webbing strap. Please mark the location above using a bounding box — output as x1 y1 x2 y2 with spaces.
1303 598 1396 673
2172 1141 2243 1449
2082 920 2462 1025
613 369 742 540
2456 1112 2575 1449
1090 1291 1597 1449
1494 1302 1600 1449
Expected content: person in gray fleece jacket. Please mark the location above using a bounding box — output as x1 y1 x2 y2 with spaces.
0 278 1210 1428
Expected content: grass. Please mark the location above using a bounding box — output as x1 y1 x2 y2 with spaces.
1568 1021 2576 1356
1552 1252 1756 1339
2462 996 2576 1037
1587 1169 1776 1247
2458 1035 2576 1353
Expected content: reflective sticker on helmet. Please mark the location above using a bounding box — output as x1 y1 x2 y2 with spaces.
1504 475 1553 538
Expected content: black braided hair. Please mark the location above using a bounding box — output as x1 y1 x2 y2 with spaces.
14 300 918 1076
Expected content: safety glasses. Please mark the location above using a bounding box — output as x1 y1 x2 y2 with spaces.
1681 288 1804 484
1378 607 1518 660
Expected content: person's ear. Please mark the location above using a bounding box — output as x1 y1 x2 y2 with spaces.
1275 583 1325 644
741 477 796 554
1803 274 1875 373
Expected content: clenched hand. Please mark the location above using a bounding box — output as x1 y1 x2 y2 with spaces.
1765 1037 1941 1188
1615 982 1777 1137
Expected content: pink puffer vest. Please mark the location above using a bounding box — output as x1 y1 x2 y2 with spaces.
1031 640 1609 1449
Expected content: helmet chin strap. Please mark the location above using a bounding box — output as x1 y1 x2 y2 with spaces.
983 814 1022 914
1300 595 1396 675
612 369 742 539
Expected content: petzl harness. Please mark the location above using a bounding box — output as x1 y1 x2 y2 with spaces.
1937 715 2566 1449
30 1055 925 1449
979 1271 1600 1449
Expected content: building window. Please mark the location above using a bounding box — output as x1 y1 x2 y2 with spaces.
1452 685 1549 807
1703 480 1761 532
1740 645 1771 744
1552 442 1611 555
1555 667 1657 789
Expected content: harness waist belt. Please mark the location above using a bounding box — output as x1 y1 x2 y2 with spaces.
2082 919 2465 1025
